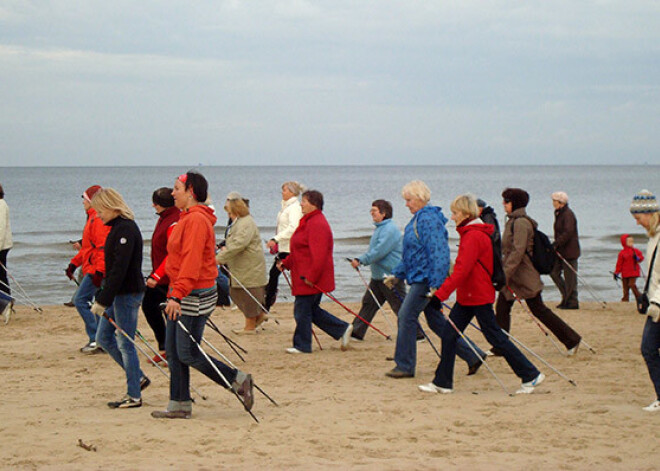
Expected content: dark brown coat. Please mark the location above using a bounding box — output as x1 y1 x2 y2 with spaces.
553 204 580 260
501 208 543 300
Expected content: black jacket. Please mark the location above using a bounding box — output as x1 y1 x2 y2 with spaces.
480 206 502 259
96 217 145 306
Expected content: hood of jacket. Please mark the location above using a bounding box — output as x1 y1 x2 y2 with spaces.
417 204 447 225
457 218 494 238
620 234 630 248
507 207 538 229
181 204 217 226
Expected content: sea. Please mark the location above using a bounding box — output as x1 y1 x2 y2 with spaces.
1 165 659 307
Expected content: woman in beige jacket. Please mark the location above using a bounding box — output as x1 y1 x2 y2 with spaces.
216 193 267 334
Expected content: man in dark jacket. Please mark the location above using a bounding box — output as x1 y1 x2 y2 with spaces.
550 191 580 309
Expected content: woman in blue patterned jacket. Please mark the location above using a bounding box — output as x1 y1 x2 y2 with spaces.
385 181 485 378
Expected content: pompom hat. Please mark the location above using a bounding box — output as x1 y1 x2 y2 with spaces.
630 189 659 214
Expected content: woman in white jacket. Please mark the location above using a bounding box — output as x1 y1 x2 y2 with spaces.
630 189 660 412
265 181 303 311
0 184 13 298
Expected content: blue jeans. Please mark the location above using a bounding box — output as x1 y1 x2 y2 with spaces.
166 315 237 402
641 316 660 400
293 293 349 353
95 292 145 399
433 302 540 388
74 274 99 343
394 283 484 375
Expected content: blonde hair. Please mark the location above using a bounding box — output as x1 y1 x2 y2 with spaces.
282 181 304 196
450 194 479 218
647 213 659 237
401 180 431 204
91 188 135 220
225 196 250 218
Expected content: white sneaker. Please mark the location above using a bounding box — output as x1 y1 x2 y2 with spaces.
418 383 453 394
340 325 353 351
516 372 545 394
643 400 660 412
286 347 304 354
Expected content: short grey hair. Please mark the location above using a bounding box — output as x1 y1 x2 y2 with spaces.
401 180 431 204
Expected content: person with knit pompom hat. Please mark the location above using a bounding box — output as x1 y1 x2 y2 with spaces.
65 185 111 354
629 189 660 412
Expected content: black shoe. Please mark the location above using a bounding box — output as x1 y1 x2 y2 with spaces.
467 354 487 376
63 301 75 307
556 302 565 309
140 376 151 391
558 304 579 310
350 333 364 341
385 367 414 378
487 347 505 357
107 395 142 409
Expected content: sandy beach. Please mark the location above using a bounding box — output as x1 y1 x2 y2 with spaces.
0 300 657 470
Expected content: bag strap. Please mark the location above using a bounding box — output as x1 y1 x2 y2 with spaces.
643 241 659 294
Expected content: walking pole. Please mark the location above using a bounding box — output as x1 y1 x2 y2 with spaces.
205 317 248 362
390 286 441 360
0 278 40 313
224 266 280 325
198 333 279 406
175 319 259 423
134 328 208 401
468 319 577 387
554 251 608 309
302 277 392 340
506 287 567 356
346 259 396 335
437 301 514 396
0 261 43 312
282 271 323 351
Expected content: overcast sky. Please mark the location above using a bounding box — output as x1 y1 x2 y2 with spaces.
1 1 658 166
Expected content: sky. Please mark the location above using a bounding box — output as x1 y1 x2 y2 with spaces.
1 1 659 166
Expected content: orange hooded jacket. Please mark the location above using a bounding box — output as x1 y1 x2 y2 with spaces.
70 207 111 275
166 204 218 300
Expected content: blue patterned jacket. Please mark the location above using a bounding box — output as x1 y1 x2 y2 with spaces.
392 205 450 288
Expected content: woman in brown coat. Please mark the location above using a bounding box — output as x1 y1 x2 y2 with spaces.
493 188 581 355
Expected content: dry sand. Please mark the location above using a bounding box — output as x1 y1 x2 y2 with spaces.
0 300 658 470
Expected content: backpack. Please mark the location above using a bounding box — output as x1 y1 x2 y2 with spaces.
478 232 506 291
513 218 556 275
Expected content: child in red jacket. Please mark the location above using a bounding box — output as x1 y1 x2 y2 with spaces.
614 234 645 302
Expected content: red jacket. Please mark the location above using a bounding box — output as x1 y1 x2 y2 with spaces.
282 209 335 296
166 205 218 299
70 207 111 275
435 219 496 306
150 206 180 285
615 234 644 278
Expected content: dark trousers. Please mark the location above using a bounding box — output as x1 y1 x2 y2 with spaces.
265 252 289 311
495 292 581 350
141 285 168 351
292 293 349 353
0 249 9 296
351 278 405 339
433 303 539 389
641 316 660 401
621 277 641 302
550 258 579 307
166 315 237 402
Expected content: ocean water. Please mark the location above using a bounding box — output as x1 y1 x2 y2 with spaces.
1 165 659 306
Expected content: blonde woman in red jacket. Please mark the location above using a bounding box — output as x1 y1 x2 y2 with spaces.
65 185 111 354
419 194 543 395
151 172 254 419
279 190 352 354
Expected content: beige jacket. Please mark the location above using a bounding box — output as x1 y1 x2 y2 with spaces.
216 215 267 288
501 208 543 300
0 199 12 251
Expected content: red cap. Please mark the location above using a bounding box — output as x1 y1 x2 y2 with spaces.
83 185 102 202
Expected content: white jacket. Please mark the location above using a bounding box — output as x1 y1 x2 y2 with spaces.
273 197 302 253
0 199 12 251
646 230 660 306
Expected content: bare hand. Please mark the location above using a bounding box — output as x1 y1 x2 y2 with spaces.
146 277 157 289
350 259 360 269
72 242 82 251
266 239 277 249
165 299 181 320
